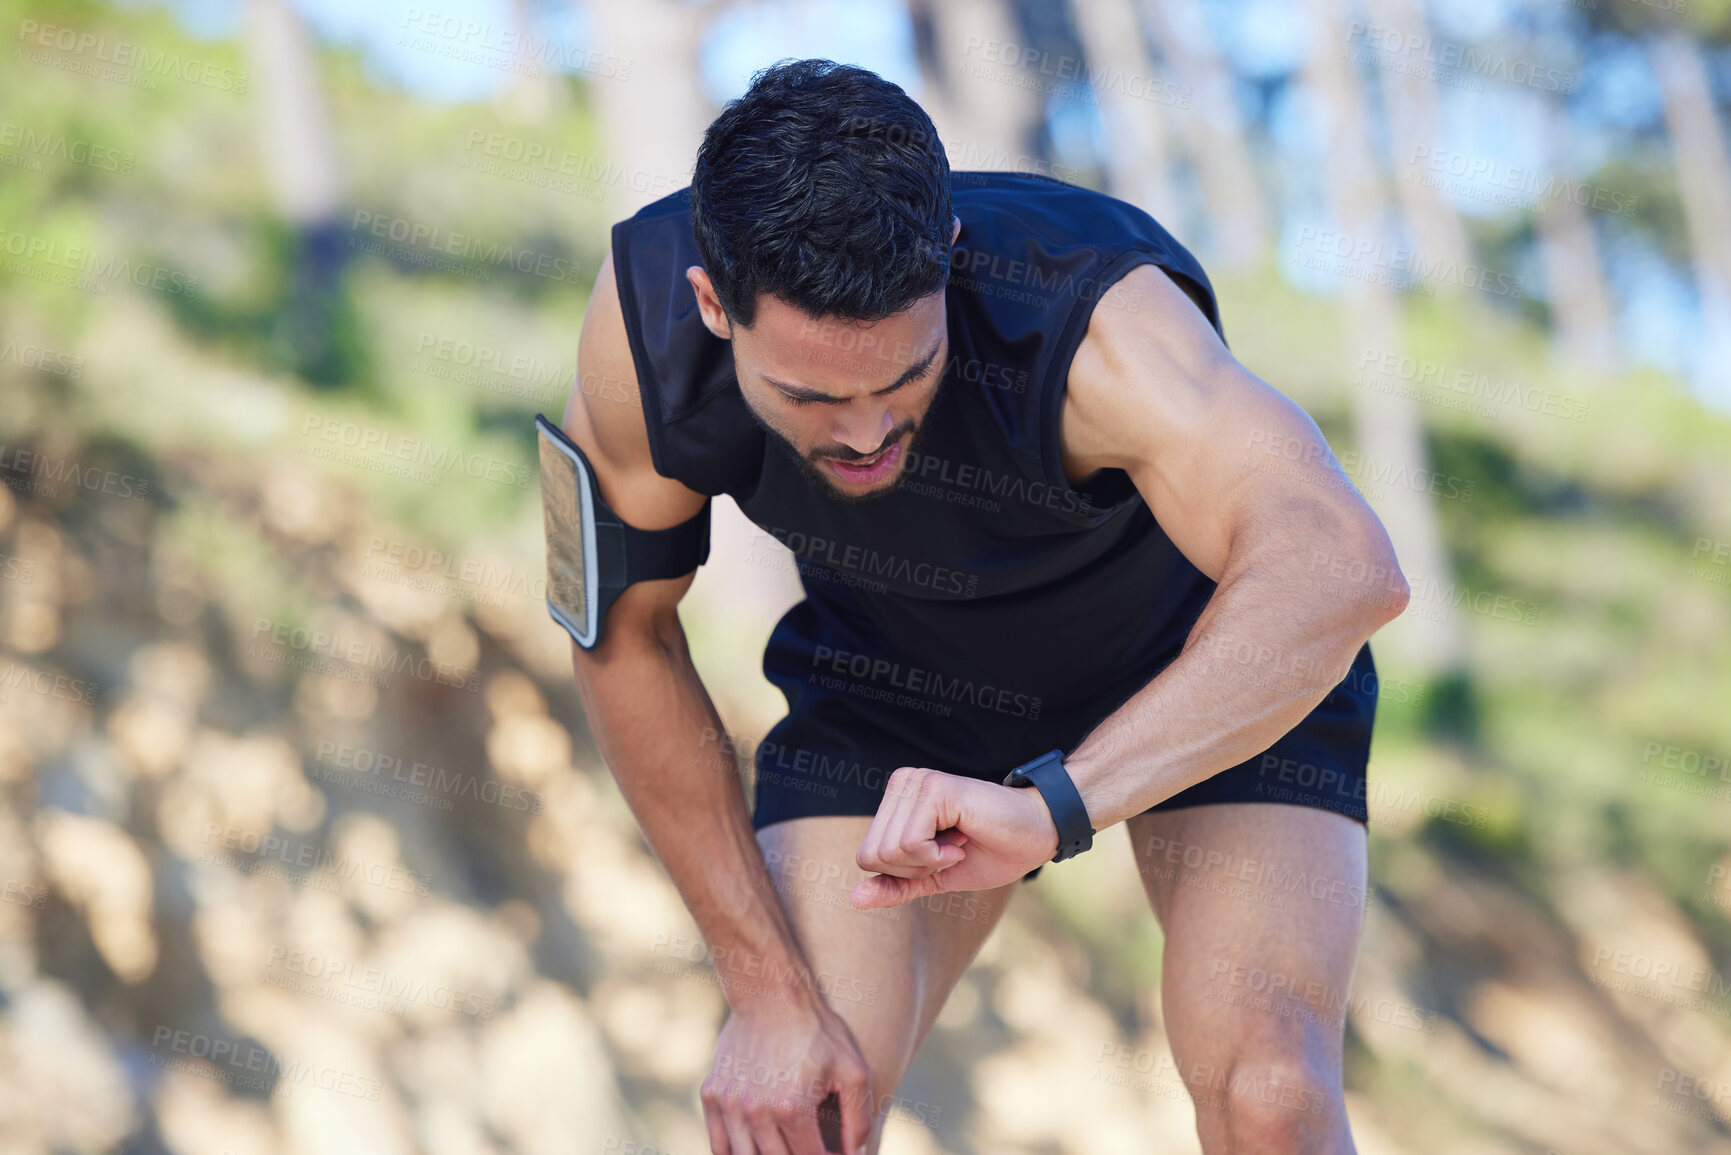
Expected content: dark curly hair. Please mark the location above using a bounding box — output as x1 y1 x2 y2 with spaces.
689 59 953 328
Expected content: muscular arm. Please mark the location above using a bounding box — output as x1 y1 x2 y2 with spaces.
1057 263 1410 829
564 251 817 1005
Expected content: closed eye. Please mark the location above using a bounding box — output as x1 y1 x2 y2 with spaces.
768 337 944 405
783 376 914 406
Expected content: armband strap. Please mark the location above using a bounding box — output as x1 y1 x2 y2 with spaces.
536 412 711 650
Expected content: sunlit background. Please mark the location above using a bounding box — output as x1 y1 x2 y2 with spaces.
2 0 1730 1151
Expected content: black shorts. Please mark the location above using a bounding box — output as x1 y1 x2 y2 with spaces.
748 599 1381 870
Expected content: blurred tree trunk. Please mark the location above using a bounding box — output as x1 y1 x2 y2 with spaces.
580 0 715 222
1140 0 1266 268
498 0 563 122
1649 25 1731 300
1362 0 1471 270
247 0 339 226
906 0 1046 173
1533 92 1617 371
1300 0 1463 678
1648 24 1731 398
1066 0 1181 225
246 0 349 385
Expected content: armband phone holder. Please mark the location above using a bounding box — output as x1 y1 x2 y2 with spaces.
535 413 711 650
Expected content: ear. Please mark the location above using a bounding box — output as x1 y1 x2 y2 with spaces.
951 215 961 244
685 266 733 339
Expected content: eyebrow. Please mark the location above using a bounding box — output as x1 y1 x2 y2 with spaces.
763 337 944 403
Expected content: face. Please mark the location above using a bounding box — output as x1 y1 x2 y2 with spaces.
686 218 960 502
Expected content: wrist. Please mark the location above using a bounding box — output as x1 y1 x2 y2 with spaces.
695 933 822 1013
722 972 814 1013
728 974 828 1018
1010 785 1060 860
1003 749 1095 861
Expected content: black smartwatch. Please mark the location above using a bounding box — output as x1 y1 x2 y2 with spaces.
1002 749 1094 862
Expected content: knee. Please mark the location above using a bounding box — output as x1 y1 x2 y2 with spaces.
1198 1053 1345 1154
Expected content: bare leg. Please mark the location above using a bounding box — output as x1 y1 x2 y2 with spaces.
751 815 1016 1153
1128 802 1368 1155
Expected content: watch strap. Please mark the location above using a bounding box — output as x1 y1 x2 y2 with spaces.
1002 748 1094 862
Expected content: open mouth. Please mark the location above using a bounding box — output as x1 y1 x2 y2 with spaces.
823 438 904 485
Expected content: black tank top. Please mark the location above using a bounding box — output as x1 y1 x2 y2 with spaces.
612 170 1229 714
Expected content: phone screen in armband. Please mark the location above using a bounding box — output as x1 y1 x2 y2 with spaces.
537 415 599 648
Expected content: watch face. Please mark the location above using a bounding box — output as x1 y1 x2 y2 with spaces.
536 415 599 649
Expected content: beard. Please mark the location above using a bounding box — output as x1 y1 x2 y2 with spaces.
745 390 941 505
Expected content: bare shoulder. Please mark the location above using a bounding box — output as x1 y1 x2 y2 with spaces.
1060 262 1239 478
564 249 709 529
1060 261 1350 581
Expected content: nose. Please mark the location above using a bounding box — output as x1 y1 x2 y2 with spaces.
832 406 897 457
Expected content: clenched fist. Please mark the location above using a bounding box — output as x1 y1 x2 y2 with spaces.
852 765 1058 909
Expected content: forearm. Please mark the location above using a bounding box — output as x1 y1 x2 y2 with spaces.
1065 535 1408 830
573 629 820 1011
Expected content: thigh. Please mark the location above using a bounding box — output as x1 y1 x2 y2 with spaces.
1128 802 1367 1150
755 815 1016 1150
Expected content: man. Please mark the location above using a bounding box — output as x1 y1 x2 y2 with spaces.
556 58 1409 1155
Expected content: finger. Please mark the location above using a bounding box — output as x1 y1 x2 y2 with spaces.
722 1099 757 1155
851 868 944 910
857 767 922 873
742 1094 793 1155
878 766 930 867
887 775 965 873
858 773 975 905
702 1086 733 1155
924 826 969 869
934 827 969 849
813 1090 847 1154
853 797 892 877
778 1105 827 1155
835 1061 874 1155
850 872 892 910
853 767 906 872
875 768 941 872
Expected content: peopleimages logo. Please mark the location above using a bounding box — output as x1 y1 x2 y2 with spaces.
15 20 249 93
0 228 198 296
761 526 981 597
1405 145 1638 218
0 120 134 174
312 740 542 814
947 246 1146 308
0 444 151 501
958 35 1191 109
897 450 1098 516
808 643 1044 720
1356 346 1590 423
265 946 496 1018
1294 226 1526 299
248 617 482 692
0 337 83 378
1344 22 1576 94
299 416 530 489
148 1027 383 1102
347 210 583 285
0 662 99 705
398 8 631 81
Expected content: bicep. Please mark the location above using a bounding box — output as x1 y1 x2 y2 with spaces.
1065 264 1370 582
